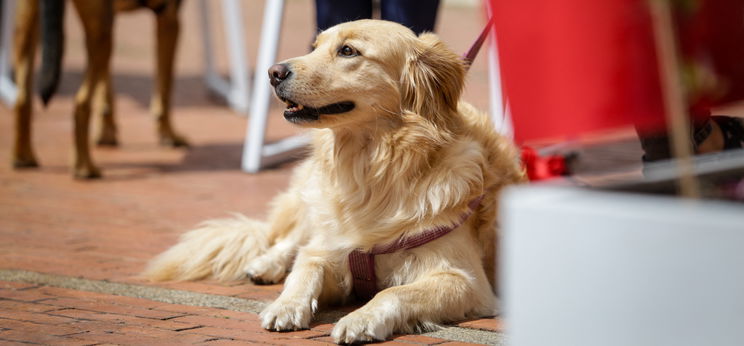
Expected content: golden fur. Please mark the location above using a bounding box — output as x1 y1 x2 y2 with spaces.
145 19 524 343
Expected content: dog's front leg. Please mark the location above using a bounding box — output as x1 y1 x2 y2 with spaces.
260 248 327 331
332 270 493 343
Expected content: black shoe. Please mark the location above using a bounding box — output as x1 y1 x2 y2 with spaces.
711 115 744 150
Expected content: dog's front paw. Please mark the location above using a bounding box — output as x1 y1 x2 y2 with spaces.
245 254 288 285
331 308 395 344
260 298 316 331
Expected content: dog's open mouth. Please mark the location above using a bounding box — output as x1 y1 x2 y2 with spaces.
281 98 355 123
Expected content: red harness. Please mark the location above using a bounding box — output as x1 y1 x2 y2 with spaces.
348 196 484 300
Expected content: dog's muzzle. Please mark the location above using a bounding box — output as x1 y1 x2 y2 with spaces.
268 63 355 124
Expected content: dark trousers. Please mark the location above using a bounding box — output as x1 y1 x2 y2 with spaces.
315 0 440 35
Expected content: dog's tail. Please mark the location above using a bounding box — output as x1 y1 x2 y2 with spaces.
143 214 270 282
38 0 65 106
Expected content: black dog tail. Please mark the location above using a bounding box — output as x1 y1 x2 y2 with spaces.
38 0 65 107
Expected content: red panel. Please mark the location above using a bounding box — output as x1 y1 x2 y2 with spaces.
491 0 666 143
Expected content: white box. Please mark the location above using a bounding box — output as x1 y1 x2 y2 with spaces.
501 184 744 346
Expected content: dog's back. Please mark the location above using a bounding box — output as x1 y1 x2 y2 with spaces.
457 101 526 290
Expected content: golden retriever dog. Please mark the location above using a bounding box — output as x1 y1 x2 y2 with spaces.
145 19 524 343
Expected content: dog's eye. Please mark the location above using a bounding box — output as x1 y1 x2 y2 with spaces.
338 45 358 57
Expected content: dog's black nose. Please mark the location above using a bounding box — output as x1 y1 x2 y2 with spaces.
268 63 291 87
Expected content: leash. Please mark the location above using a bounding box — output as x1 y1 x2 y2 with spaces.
463 16 495 68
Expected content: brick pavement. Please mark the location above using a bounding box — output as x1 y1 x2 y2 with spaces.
0 1 508 344
0 274 502 345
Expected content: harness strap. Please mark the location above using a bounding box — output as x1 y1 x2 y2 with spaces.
349 195 484 301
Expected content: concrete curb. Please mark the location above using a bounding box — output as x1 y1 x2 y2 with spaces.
0 269 505 345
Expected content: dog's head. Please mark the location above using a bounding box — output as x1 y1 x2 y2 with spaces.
269 19 466 129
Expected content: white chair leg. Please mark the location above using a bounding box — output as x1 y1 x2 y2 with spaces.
222 0 249 113
200 0 250 114
243 0 311 173
200 0 228 99
0 0 18 106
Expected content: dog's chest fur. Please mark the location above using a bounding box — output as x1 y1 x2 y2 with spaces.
291 123 489 293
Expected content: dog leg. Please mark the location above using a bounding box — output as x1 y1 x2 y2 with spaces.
244 236 298 285
70 0 114 178
243 191 307 284
331 270 495 343
94 72 118 146
152 0 188 147
11 0 39 168
260 247 331 331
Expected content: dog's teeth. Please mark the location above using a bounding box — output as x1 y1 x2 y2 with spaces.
297 104 304 110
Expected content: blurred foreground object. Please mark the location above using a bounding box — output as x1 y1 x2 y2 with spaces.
502 182 744 346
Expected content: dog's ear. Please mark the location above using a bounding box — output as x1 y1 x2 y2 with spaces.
400 33 466 125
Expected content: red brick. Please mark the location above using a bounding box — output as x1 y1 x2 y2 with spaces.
280 329 329 339
274 338 335 345
150 304 219 315
0 318 80 336
170 314 265 332
312 336 338 343
184 326 266 341
200 309 262 321
0 310 77 325
0 287 48 302
171 331 230 345
191 339 245 346
310 323 335 332
191 328 331 345
0 330 92 346
50 308 200 331
175 315 330 339
0 298 61 313
62 330 165 345
158 305 258 321
456 318 503 332
115 324 215 343
55 319 127 334
393 334 448 344
373 341 417 345
40 298 185 320
59 317 215 344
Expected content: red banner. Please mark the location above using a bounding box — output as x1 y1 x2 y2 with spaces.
490 0 744 144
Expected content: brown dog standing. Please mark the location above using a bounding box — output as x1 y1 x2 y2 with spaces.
12 0 186 179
